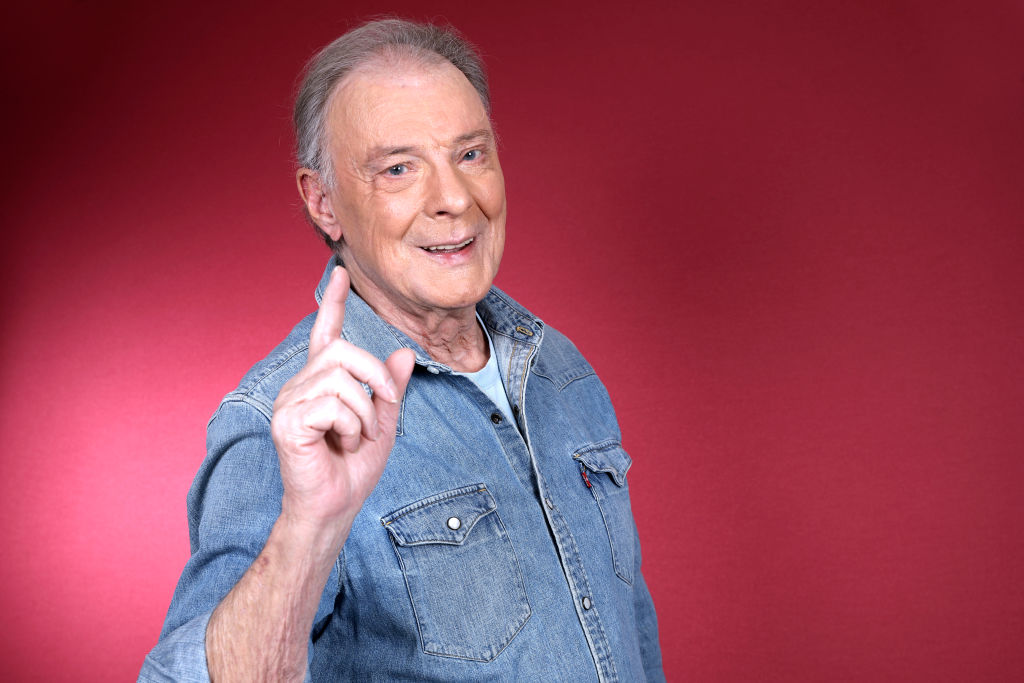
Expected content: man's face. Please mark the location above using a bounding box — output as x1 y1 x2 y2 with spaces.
322 58 506 321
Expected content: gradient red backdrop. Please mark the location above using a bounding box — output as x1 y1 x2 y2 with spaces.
3 0 1023 680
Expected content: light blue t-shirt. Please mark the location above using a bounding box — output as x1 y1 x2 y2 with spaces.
454 317 516 425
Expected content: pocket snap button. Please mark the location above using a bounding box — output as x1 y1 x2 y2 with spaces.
447 516 462 530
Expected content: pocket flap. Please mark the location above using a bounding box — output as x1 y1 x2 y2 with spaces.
382 484 496 546
574 441 632 487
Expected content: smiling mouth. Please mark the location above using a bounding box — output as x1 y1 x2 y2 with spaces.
422 237 474 254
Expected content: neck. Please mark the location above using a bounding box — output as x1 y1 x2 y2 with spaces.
349 281 489 373
399 308 488 373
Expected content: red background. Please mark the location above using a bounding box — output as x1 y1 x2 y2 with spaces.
3 0 1023 680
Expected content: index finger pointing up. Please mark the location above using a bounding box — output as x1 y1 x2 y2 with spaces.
309 266 349 357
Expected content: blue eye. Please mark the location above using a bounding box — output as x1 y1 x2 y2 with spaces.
386 164 408 176
462 149 480 161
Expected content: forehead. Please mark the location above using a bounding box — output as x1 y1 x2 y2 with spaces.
326 58 489 151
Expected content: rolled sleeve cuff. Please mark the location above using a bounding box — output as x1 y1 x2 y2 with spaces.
138 610 212 683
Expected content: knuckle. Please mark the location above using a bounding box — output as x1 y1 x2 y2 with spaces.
270 404 292 429
270 419 284 442
278 429 301 449
271 423 303 455
337 410 361 436
328 366 349 385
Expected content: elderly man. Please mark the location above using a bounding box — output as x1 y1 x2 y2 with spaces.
142 19 663 682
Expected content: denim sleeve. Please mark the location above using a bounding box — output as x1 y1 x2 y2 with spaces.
139 398 341 681
633 523 666 682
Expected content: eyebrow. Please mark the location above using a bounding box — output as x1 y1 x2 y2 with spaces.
452 129 494 147
364 129 494 166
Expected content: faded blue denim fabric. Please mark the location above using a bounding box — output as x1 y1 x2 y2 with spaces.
140 257 664 682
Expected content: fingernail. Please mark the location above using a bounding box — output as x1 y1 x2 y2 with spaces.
385 378 398 403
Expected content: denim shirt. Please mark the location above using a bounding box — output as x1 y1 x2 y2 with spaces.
141 258 664 682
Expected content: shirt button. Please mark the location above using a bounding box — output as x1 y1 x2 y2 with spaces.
545 497 554 509
490 412 502 424
582 596 592 610
447 517 461 530
427 366 440 374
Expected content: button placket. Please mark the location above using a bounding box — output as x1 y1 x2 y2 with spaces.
542 496 619 681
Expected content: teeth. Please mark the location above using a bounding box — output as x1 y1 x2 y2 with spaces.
425 238 473 252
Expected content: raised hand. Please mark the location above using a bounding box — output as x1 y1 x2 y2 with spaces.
270 266 416 530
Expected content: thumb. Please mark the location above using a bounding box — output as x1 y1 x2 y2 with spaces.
374 348 416 435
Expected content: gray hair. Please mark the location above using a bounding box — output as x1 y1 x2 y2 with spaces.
293 18 491 249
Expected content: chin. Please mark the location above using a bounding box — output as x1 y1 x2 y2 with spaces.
430 281 492 311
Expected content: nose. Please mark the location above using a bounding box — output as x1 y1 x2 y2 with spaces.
425 160 473 218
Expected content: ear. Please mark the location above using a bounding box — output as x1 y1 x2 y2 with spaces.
296 168 343 242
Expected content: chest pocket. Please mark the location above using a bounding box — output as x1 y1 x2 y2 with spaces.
574 442 636 584
382 484 531 662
